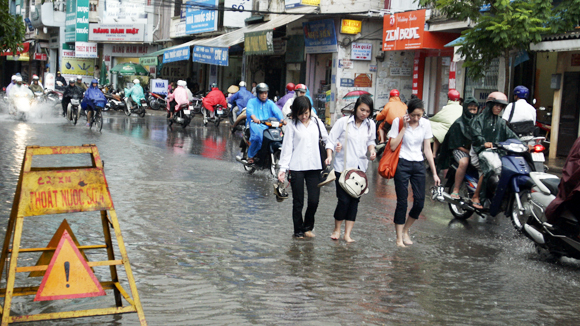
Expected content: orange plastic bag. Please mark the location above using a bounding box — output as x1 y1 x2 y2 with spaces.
378 119 404 179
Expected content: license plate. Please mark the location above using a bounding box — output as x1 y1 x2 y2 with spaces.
142 103 148 107
184 110 191 115
217 109 223 114
532 152 545 162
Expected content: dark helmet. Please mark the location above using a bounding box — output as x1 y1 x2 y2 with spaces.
286 83 295 92
486 91 509 106
513 85 529 99
256 83 269 93
448 89 460 101
210 83 217 88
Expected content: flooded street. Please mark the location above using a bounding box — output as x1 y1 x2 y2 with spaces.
0 106 579 325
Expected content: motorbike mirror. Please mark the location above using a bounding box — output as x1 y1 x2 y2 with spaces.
533 98 537 105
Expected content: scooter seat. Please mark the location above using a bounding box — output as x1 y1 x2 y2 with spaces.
541 178 559 196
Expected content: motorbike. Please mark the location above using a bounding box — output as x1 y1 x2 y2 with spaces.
434 139 535 223
44 89 63 105
235 118 285 176
148 93 167 111
123 95 147 117
66 94 82 125
104 89 126 112
10 92 33 121
202 104 225 127
520 136 548 172
168 102 192 129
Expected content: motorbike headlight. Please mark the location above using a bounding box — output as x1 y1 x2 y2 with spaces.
271 121 280 128
504 143 527 153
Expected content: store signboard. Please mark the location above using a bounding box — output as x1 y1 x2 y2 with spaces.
140 56 158 66
150 79 168 95
163 46 190 63
341 19 362 34
62 43 75 57
61 57 95 76
89 24 144 42
245 30 274 55
351 42 372 60
185 0 218 35
285 0 319 9
34 53 48 61
192 46 229 66
75 41 97 58
303 19 337 54
65 0 89 43
224 0 252 28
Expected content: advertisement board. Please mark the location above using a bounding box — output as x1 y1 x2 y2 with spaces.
192 46 229 66
245 30 274 55
185 0 218 35
75 41 98 58
61 57 95 76
303 19 337 54
140 56 158 66
341 19 362 34
89 24 145 42
150 79 168 95
351 42 372 60
285 0 319 9
354 73 372 87
224 0 252 28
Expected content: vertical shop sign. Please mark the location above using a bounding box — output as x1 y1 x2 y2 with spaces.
449 61 456 90
65 0 89 43
245 30 274 55
303 19 338 54
65 0 76 43
185 0 218 35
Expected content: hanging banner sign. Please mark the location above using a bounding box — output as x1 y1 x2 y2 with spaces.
163 46 190 63
185 0 218 35
245 30 274 55
303 19 338 54
89 24 144 42
140 56 158 66
224 0 252 28
75 41 97 58
351 42 372 60
341 19 362 34
192 46 229 66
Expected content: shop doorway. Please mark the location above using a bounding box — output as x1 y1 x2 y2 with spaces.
557 72 580 156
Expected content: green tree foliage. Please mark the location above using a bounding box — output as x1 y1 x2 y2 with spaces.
0 0 26 53
418 0 552 93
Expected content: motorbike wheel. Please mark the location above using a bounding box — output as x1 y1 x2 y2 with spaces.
202 110 208 126
125 106 131 116
215 116 221 127
182 117 191 129
270 150 281 177
138 108 146 117
150 99 160 110
510 189 533 232
448 181 474 220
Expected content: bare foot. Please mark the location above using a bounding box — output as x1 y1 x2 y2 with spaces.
304 231 316 238
403 234 413 245
344 235 356 243
330 231 340 240
396 241 406 248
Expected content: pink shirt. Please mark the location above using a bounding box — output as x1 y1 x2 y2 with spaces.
172 87 189 106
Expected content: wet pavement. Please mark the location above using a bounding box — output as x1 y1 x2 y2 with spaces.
0 104 579 325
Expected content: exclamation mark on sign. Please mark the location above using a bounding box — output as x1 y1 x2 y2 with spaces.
64 261 70 288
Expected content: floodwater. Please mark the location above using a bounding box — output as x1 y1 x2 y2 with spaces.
0 104 579 325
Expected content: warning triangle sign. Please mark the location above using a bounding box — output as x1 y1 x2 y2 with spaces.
34 230 106 301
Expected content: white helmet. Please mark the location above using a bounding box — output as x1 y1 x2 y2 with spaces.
76 76 82 80
32 75 39 80
11 75 16 81
15 76 23 82
177 80 187 87
239 81 246 87
133 79 140 84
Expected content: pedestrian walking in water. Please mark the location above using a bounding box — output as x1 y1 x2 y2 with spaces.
325 95 377 242
389 98 440 247
278 97 328 239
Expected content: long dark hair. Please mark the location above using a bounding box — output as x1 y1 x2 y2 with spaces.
290 96 312 125
406 97 424 114
353 94 374 120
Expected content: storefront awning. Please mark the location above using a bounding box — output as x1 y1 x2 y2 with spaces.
445 37 465 48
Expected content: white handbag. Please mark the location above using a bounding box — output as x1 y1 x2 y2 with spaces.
338 121 369 198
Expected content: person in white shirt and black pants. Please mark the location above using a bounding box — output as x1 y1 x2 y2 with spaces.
278 96 329 239
325 95 377 243
388 98 440 247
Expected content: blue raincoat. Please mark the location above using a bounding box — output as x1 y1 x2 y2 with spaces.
125 82 145 104
246 97 284 158
305 89 314 106
82 79 106 110
228 86 254 114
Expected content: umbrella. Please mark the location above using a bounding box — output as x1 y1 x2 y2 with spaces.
110 62 149 76
343 90 372 100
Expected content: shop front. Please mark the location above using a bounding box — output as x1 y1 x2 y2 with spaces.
244 29 287 99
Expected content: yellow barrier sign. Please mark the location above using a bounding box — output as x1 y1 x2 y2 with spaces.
0 145 147 325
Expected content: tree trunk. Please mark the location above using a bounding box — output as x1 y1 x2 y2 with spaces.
504 49 511 95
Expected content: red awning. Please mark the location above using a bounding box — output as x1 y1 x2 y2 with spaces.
1 42 30 56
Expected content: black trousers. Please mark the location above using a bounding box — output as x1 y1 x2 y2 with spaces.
61 98 70 115
334 171 360 222
289 170 321 235
393 158 426 225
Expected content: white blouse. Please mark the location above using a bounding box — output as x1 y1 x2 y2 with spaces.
388 117 433 162
279 117 328 172
325 116 376 173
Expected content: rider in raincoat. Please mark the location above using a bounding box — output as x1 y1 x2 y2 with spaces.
125 79 145 108
82 79 107 124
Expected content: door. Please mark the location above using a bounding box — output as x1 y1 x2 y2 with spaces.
557 72 580 156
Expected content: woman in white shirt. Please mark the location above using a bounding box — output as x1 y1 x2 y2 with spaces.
325 95 377 243
278 96 328 239
388 98 440 247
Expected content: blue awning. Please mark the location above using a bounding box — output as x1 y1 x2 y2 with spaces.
445 37 465 48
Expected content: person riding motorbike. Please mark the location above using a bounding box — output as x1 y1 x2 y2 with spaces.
376 89 407 144
82 79 106 126
469 92 519 209
546 136 580 224
5 75 17 97
430 89 463 157
55 71 66 86
229 81 255 131
436 97 479 199
275 83 295 110
282 84 317 118
502 85 537 137
75 76 88 91
62 78 84 117
29 75 43 93
167 80 192 119
246 83 285 164
8 76 33 114
125 79 146 110
202 83 228 119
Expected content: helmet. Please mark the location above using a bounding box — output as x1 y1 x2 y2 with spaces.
210 83 217 88
57 71 61 74
76 76 82 80
256 82 269 93
32 75 39 80
286 83 295 92
513 85 529 99
239 81 246 87
11 75 16 81
294 84 307 93
448 89 460 101
389 89 400 97
133 79 140 84
69 78 75 83
486 91 509 106
177 80 187 87
15 76 22 82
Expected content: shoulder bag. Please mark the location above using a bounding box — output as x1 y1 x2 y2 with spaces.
338 120 370 198
314 117 327 169
507 101 536 137
378 117 404 179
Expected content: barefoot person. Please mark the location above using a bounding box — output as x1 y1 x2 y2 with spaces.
278 97 328 239
325 95 377 243
388 98 440 247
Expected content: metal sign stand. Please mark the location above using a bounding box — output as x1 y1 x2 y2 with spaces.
0 145 146 325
